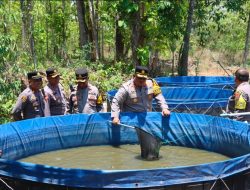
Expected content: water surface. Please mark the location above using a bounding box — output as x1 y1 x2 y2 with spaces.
20 145 230 170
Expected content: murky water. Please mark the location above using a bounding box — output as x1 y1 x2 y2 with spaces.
19 145 230 170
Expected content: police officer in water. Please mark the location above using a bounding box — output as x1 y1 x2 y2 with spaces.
111 66 170 160
227 68 250 122
69 68 103 114
111 65 170 125
44 68 68 116
12 71 50 121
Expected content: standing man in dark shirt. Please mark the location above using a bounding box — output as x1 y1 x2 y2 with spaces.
227 68 250 122
44 68 68 116
69 68 103 114
12 71 50 121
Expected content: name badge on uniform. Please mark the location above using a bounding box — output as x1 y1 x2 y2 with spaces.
132 98 138 103
33 102 39 107
31 95 36 101
131 90 136 94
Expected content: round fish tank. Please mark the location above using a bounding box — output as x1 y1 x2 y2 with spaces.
107 87 233 116
0 112 249 189
154 76 235 89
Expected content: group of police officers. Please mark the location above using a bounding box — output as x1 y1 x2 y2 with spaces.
11 66 170 123
11 66 250 123
12 67 104 120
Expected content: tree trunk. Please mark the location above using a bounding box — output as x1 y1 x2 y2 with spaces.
45 0 50 58
95 0 101 60
149 49 159 77
51 2 57 57
76 0 89 48
171 51 175 76
178 0 195 76
20 0 28 50
61 0 67 61
62 0 66 47
138 2 145 48
45 0 52 59
89 0 100 60
28 1 37 69
243 12 250 67
130 0 145 67
170 41 177 76
115 14 124 61
101 24 104 59
85 2 95 61
20 0 37 68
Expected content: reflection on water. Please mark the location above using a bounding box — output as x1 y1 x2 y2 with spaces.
19 145 229 170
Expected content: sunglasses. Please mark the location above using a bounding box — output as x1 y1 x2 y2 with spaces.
33 78 42 82
137 77 147 80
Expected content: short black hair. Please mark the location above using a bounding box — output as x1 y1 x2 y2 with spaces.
235 68 249 82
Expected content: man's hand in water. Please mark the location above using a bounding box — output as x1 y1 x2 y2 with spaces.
162 109 171 116
112 117 120 125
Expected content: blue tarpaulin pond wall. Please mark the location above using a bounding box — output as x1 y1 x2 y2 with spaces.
107 87 233 115
154 76 235 89
0 112 249 189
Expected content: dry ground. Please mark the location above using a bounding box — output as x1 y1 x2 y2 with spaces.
187 49 246 76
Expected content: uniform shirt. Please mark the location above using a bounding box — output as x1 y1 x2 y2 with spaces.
111 78 169 118
227 82 250 122
12 87 48 121
69 83 103 114
44 84 67 116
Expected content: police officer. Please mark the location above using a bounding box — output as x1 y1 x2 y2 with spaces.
111 65 170 124
227 68 250 122
111 66 170 160
69 68 103 114
12 71 50 121
44 68 68 116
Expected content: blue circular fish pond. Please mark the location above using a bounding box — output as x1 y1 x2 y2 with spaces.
0 112 249 189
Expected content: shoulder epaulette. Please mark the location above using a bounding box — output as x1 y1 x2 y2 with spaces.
148 78 161 96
